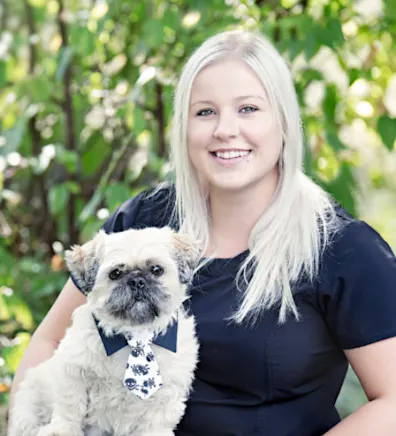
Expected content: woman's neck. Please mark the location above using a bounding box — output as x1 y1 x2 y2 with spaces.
207 171 279 258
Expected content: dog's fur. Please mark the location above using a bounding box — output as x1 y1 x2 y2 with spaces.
10 227 201 436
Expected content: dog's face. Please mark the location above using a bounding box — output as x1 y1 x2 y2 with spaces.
65 227 201 328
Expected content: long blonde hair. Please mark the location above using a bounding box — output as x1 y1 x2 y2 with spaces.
169 30 340 325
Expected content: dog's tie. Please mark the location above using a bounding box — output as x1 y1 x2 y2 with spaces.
123 331 163 399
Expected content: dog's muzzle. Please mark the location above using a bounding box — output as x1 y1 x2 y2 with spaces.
127 274 147 301
105 272 165 324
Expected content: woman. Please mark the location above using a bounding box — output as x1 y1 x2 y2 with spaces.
9 30 396 435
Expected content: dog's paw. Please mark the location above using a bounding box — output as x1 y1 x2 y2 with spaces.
37 423 84 436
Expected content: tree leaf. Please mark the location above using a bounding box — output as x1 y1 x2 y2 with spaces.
1 116 28 156
56 47 73 82
5 294 35 330
29 76 52 102
326 127 347 151
0 294 10 320
377 115 396 151
320 18 344 50
0 61 7 88
2 333 31 374
105 183 132 211
323 85 338 121
163 6 180 31
301 68 324 85
142 20 165 49
324 163 357 217
80 219 105 242
64 181 81 195
132 107 147 136
348 68 361 86
304 33 321 61
54 145 79 173
287 40 303 61
82 140 111 177
79 189 103 223
383 0 396 20
48 184 70 216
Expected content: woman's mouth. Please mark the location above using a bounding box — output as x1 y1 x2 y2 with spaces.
210 149 252 166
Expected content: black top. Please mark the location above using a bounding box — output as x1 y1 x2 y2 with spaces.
94 185 396 436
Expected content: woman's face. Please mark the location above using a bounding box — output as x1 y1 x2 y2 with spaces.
187 58 282 194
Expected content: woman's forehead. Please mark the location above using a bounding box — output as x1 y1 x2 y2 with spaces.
190 59 266 101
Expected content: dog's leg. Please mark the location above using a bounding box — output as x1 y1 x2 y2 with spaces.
36 407 86 436
8 417 41 436
8 402 42 436
36 421 84 436
8 370 52 436
36 406 86 436
131 398 185 436
36 363 88 436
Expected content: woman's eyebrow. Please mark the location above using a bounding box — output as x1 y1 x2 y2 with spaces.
190 100 214 108
190 95 266 108
235 95 267 101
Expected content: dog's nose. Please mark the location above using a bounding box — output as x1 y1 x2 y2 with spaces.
128 276 146 290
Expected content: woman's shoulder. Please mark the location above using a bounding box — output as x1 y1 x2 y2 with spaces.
316 206 396 349
317 203 396 296
102 183 176 234
325 205 395 266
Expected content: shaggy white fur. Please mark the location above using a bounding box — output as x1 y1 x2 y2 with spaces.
10 228 200 436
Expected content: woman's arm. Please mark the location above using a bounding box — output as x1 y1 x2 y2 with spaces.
324 336 396 435
7 278 86 430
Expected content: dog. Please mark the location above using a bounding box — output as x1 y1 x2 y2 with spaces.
10 227 201 436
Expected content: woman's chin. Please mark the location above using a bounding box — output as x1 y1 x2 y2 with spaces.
208 177 253 193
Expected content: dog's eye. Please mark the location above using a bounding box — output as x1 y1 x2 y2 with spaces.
150 265 164 277
109 268 124 280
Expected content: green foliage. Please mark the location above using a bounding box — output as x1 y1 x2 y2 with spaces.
377 115 396 150
1 0 396 427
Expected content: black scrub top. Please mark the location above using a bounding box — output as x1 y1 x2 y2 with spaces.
94 185 396 436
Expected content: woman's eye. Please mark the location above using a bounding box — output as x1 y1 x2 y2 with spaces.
196 109 214 117
150 265 164 277
109 268 124 280
240 106 258 114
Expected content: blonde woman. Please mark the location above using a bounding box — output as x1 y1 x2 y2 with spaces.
9 30 396 435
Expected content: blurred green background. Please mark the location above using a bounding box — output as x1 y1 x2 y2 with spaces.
1 0 396 433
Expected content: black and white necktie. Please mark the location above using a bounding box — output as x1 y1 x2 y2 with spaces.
123 331 163 400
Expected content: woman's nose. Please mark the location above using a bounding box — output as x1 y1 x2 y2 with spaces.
213 114 239 141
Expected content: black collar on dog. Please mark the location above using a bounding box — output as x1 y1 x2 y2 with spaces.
92 315 178 356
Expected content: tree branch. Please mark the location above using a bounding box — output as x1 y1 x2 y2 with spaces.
24 0 57 253
154 81 167 158
56 0 79 245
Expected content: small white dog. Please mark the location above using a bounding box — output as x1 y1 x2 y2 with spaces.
10 227 201 436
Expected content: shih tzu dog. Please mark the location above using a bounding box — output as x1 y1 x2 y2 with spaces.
10 227 201 436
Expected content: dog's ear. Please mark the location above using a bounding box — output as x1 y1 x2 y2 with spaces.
64 230 106 295
172 232 202 285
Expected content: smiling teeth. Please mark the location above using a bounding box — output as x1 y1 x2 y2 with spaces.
215 150 250 159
